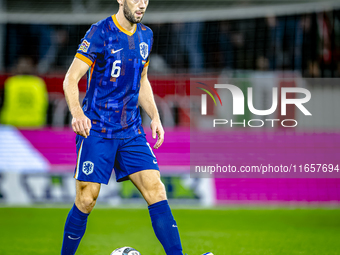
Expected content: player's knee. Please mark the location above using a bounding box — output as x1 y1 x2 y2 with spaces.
75 181 100 213
77 194 98 213
145 180 167 204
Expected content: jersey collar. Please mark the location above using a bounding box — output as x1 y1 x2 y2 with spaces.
112 14 137 36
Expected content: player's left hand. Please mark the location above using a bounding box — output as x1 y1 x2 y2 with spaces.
150 120 164 149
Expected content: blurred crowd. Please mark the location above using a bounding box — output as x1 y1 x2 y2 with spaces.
0 10 339 128
1 10 340 77
150 11 340 77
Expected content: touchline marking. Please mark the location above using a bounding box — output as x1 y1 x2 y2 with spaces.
111 48 123 54
68 236 81 240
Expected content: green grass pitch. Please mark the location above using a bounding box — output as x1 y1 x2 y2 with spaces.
0 207 340 254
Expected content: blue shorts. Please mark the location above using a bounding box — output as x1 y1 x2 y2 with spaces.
73 134 159 184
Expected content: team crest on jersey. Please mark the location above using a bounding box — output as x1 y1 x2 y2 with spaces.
82 161 94 175
79 40 90 53
139 42 148 59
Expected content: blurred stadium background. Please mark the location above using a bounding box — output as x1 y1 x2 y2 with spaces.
0 0 340 207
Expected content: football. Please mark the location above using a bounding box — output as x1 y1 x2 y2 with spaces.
110 246 141 255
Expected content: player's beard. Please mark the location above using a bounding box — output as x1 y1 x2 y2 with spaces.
123 1 143 24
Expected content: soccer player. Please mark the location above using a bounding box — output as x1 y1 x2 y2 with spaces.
61 0 185 254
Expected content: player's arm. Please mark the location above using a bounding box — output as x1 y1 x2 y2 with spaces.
138 65 164 149
63 58 92 138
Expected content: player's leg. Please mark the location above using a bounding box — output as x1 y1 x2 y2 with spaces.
129 170 166 205
61 181 101 255
61 134 117 255
115 135 183 255
129 170 183 255
75 180 101 213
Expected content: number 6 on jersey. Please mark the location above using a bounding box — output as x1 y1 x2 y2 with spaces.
111 60 121 78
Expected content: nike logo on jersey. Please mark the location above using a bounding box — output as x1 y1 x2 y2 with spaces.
153 159 157 164
111 48 123 54
172 224 177 228
68 236 81 240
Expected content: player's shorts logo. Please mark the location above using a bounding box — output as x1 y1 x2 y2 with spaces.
82 161 94 175
79 40 90 53
139 42 148 59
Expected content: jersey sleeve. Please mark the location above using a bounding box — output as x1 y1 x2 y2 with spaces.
144 31 154 67
75 24 105 66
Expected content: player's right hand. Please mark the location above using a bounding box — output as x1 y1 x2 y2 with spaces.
71 110 92 138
